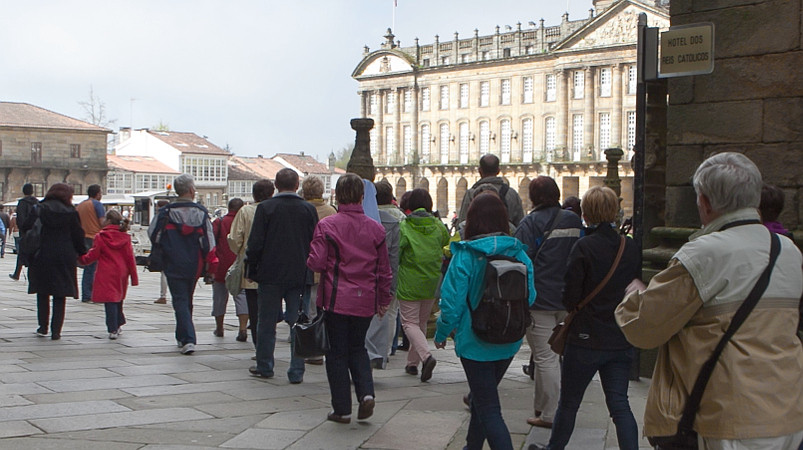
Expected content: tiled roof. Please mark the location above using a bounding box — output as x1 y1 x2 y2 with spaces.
148 130 229 156
273 153 330 174
0 102 110 132
228 156 285 180
107 155 180 174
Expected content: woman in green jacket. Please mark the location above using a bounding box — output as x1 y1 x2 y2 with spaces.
397 188 450 382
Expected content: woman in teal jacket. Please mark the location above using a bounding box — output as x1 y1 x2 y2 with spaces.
397 188 450 382
435 193 536 450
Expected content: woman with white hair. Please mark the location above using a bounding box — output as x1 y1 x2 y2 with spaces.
616 152 803 450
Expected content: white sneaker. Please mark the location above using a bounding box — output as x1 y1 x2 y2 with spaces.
180 343 195 354
109 332 118 340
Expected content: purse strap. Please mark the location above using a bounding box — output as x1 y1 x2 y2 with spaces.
532 208 563 262
572 235 626 313
676 231 781 435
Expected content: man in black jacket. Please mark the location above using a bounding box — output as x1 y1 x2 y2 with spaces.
9 183 39 281
246 168 318 382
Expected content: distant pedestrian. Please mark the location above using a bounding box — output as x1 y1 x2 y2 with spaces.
9 183 39 281
211 198 247 341
0 205 10 258
79 210 138 340
149 174 216 355
76 184 106 302
153 199 170 305
759 183 794 238
228 180 275 348
457 154 525 227
397 188 450 382
306 174 393 423
246 168 317 382
27 183 87 340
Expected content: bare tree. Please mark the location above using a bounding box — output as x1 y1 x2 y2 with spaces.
78 85 116 128
334 143 354 169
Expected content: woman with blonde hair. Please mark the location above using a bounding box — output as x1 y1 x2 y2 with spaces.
79 209 138 339
533 186 640 450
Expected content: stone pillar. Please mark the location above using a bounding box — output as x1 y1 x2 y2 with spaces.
347 118 376 181
377 90 385 165
603 147 624 197
394 88 401 165
612 64 623 148
557 69 569 159
584 66 596 160
360 91 368 118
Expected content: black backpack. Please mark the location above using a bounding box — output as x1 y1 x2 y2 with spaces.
19 205 43 260
467 255 531 344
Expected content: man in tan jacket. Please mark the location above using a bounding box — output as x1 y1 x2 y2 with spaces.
616 152 803 449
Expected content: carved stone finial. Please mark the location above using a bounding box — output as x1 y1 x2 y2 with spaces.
603 147 625 196
347 118 376 181
383 28 396 49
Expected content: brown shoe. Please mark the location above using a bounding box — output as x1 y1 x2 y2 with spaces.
327 412 351 424
357 396 375 420
527 417 552 428
154 297 167 304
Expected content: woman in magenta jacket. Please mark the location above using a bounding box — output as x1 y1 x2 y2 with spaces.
79 210 138 339
307 174 393 425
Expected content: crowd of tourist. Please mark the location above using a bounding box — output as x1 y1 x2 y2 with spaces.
4 151 802 450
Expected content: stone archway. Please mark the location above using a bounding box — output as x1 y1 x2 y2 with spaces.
456 177 468 216
436 177 449 216
519 177 532 212
418 177 429 191
395 177 407 200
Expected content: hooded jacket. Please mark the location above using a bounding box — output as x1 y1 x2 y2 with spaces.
435 234 536 361
397 209 450 301
28 199 87 298
212 210 238 282
79 224 138 303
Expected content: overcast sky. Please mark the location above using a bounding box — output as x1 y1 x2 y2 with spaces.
0 0 597 162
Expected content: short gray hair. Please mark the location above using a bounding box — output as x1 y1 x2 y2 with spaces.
692 152 762 214
173 174 195 196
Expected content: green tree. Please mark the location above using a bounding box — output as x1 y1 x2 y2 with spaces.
153 120 170 132
334 143 354 169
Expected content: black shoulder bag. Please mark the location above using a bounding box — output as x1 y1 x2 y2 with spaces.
292 234 339 358
649 231 781 450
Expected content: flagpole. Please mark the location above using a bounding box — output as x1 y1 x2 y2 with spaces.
392 0 396 34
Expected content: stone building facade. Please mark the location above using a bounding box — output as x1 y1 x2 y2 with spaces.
353 0 668 217
0 102 111 202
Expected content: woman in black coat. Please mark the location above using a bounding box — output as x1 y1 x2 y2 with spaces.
27 183 87 340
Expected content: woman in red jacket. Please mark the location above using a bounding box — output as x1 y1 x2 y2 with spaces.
79 209 138 339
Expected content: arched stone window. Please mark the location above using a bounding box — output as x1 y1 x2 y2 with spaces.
437 177 449 216
519 177 532 212
456 177 468 216
396 177 407 200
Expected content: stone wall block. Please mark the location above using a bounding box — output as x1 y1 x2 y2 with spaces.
665 186 700 228
668 78 694 105
695 53 803 103
764 97 803 142
670 0 693 15
665 145 703 186
691 0 785 13
699 142 803 186
667 101 762 145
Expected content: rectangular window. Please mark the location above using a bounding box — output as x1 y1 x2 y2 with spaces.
628 65 637 94
32 183 45 197
479 81 490 107
403 125 412 164
439 85 449 110
70 144 81 158
422 58 430 67
439 123 450 164
481 51 489 61
503 48 511 58
500 119 511 163
599 113 611 152
31 142 42 164
545 74 556 102
479 121 490 155
545 117 556 160
572 114 584 160
523 76 533 104
525 45 534 55
421 87 430 111
573 71 584 99
404 89 412 112
441 56 450 65
627 111 636 151
461 54 468 63
420 124 431 163
385 126 394 165
522 118 533 162
500 79 511 105
459 83 469 109
459 122 469 164
370 93 377 115
386 91 395 114
370 128 378 157
599 68 612 97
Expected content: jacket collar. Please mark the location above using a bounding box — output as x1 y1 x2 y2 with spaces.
690 208 761 241
338 203 364 214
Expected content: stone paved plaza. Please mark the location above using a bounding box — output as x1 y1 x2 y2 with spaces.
0 254 651 449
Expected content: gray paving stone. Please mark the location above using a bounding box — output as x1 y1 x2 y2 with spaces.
196 396 326 418
0 368 118 384
0 437 141 449
364 409 465 450
0 420 42 438
137 415 265 434
38 374 186 393
115 391 241 410
220 428 306 449
22 389 131 405
29 407 214 433
0 395 33 407
0 383 52 396
0 400 129 422
45 427 235 446
254 408 330 430
108 362 213 377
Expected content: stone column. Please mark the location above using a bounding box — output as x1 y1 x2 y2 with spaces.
557 69 569 159
394 88 401 165
584 66 596 160
611 64 623 148
347 118 376 181
360 91 368 118
377 90 385 165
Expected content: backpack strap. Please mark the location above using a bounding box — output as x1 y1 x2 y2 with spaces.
531 208 563 262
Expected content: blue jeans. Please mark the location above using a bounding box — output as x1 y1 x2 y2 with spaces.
461 356 514 450
81 237 96 300
166 277 197 346
548 344 638 450
104 302 126 333
255 284 306 381
325 312 374 416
